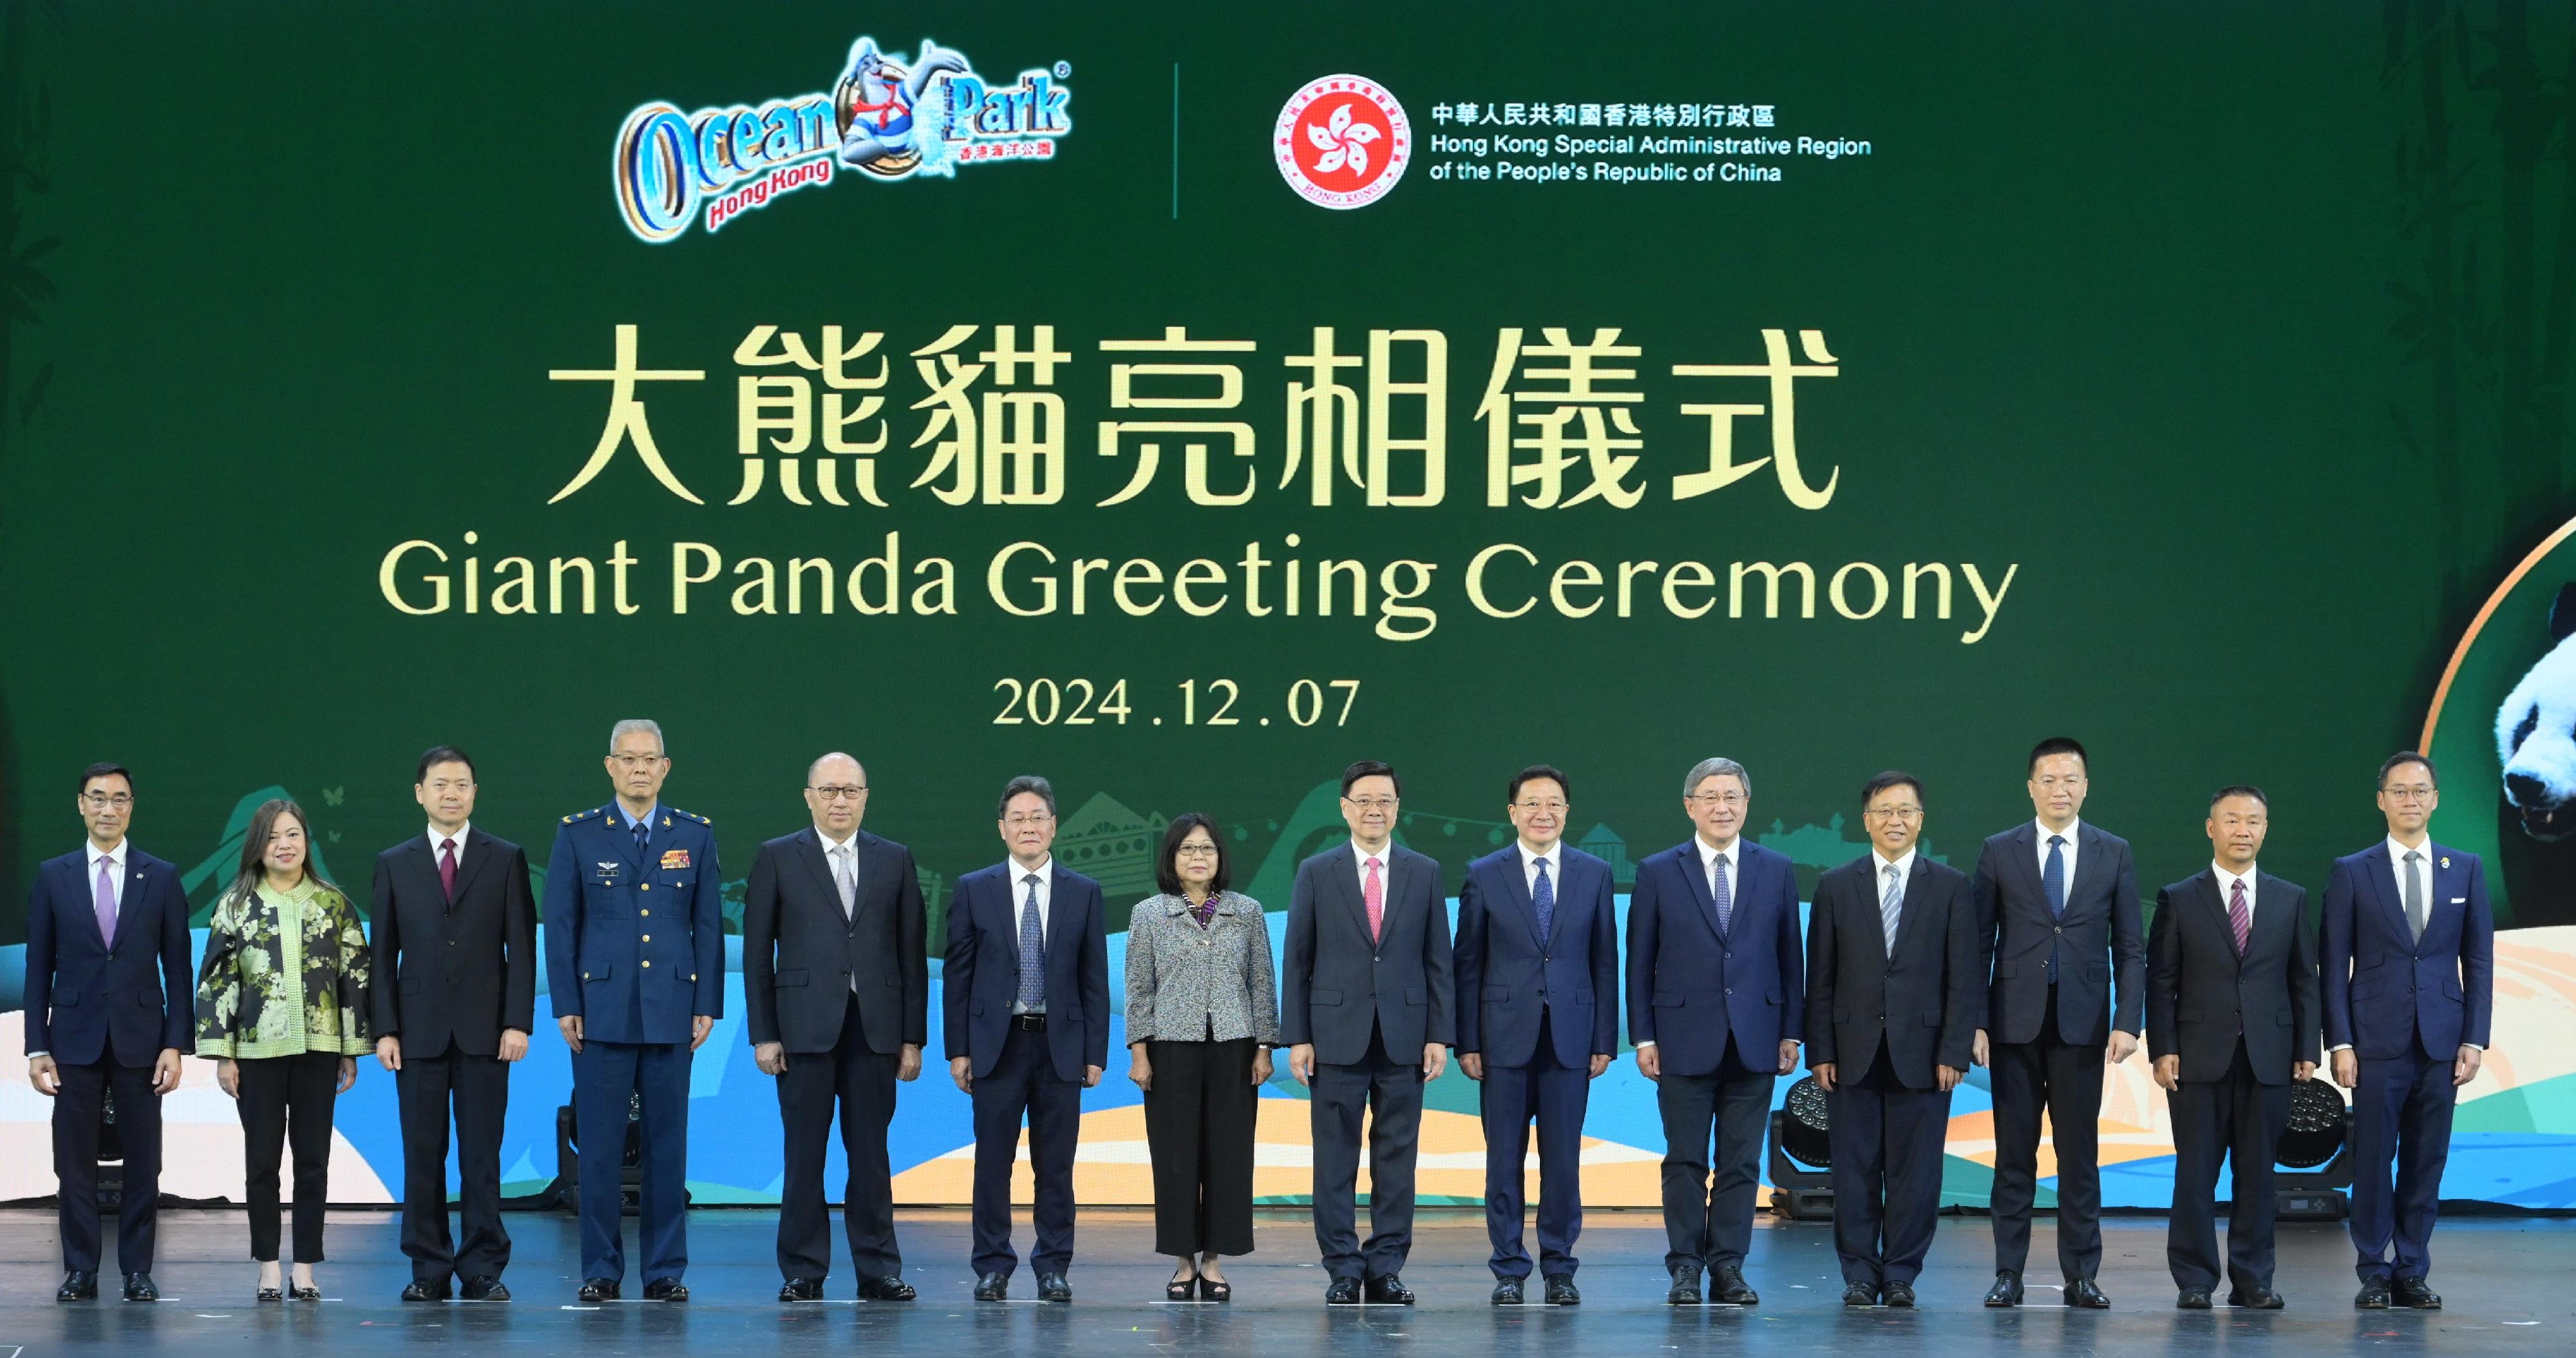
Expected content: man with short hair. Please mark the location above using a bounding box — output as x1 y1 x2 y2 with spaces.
371 746 537 1302
542 719 723 1303
1971 736 2143 1309
1627 756 1804 1306
744 752 927 1303
1283 759 1455 1305
945 775 1108 1302
2322 752 2494 1310
26 763 191 1303
2148 786 2318 1310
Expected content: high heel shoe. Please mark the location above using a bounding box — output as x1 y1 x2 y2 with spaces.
1198 1276 1231 1303
290 1278 321 1301
257 1286 283 1303
1166 1270 1197 1302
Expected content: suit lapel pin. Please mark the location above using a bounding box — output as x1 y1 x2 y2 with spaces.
2440 856 2450 869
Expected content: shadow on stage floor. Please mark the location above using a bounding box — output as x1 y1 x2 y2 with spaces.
2 1207 2569 1354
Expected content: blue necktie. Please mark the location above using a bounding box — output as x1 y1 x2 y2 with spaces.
1532 856 1555 943
1712 854 1734 937
2041 834 2066 985
632 816 649 857
1016 873 1046 1012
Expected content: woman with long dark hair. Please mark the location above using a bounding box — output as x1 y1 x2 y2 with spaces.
193 798 372 1301
1124 813 1277 1300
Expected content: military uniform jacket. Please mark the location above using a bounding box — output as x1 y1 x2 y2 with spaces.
542 802 724 1046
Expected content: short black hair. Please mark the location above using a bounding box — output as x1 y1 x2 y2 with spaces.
2209 784 2268 810
78 762 133 797
998 774 1057 819
1507 764 1570 804
1341 759 1401 798
1861 770 1923 809
1155 813 1231 896
2028 736 2088 775
2377 751 2438 791
417 745 477 784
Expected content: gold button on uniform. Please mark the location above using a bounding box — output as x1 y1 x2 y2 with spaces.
641 883 651 892
641 909 650 916
641 960 651 968
641 935 651 943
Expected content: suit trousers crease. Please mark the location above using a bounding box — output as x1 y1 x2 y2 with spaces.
1481 1006 1590 1279
1828 1039 1952 1287
236 1051 340 1263
54 1055 164 1274
776 992 902 1280
2349 1029 2458 1281
1142 1036 1258 1258
2166 1040 2288 1292
395 1041 513 1281
1310 1026 1425 1281
971 1023 1080 1278
1656 1033 1776 1274
573 1039 691 1282
1988 986 2105 1280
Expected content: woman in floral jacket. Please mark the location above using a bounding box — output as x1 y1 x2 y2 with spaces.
194 797 370 1301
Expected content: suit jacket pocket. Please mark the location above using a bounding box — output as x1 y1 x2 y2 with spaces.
2352 976 2388 999
1569 988 1595 1006
2180 1008 2204 1023
775 969 808 987
1653 990 1687 1008
1311 988 1343 1006
1765 987 1782 1004
1832 1007 1853 1024
1482 986 1512 1001
1996 961 2019 979
1405 987 1427 1006
1921 1009 1943 1026
969 997 986 1015
53 991 81 1006
2442 979 2463 1001
2275 1007 2293 1026
582 965 616 981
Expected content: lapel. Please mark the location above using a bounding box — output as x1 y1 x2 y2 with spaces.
61 855 109 950
2007 822 2049 912
1334 844 1378 943
602 804 647 874
2196 871 2242 972
1675 840 1723 939
1046 864 1082 974
2362 843 2411 941
1729 844 1765 938
399 836 445 913
795 827 846 923
2066 824 2111 917
2429 843 2465 943
450 829 497 907
1497 849 1544 951
1885 856 1935 963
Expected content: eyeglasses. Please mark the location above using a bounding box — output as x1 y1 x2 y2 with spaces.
1513 800 1569 814
1004 813 1055 828
1174 844 1221 857
80 793 133 809
1689 792 1746 808
1864 806 1922 821
809 785 867 801
2382 785 2436 803
1343 797 1398 811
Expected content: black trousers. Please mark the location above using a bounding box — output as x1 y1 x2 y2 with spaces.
1311 1026 1425 1281
776 992 902 1281
2166 1039 2290 1292
54 1055 164 1274
1656 1034 1776 1273
236 1052 340 1263
969 1022 1081 1279
1828 1040 1953 1288
1142 1037 1258 1258
1988 987 2105 1280
395 1042 511 1282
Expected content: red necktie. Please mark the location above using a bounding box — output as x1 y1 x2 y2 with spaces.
2228 877 2250 955
1364 856 1384 941
440 838 459 902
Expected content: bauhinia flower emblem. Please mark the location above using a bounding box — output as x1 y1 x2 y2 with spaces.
1306 102 1382 176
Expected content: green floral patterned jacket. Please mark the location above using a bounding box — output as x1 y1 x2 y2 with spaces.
194 878 374 1059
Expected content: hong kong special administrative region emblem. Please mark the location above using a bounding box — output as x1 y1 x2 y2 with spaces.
1275 75 1411 209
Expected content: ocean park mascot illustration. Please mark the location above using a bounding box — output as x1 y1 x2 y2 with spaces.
835 37 969 176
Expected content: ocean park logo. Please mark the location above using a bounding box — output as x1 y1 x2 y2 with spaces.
613 36 1072 241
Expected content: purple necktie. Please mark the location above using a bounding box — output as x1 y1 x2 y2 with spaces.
440 838 459 902
2228 877 2251 956
95 856 119 947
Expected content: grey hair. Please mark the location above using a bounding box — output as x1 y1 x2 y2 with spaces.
807 751 865 785
1683 756 1750 798
609 718 666 756
998 774 1056 819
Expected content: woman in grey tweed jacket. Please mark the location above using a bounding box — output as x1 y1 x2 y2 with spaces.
1126 813 1278 1300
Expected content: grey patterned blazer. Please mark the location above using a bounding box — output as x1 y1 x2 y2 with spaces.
1124 891 1280 1046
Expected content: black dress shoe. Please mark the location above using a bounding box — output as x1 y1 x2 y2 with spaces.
122 1273 158 1302
1544 1274 1580 1306
2392 1277 2441 1309
1365 1274 1415 1305
974 1272 1010 1302
1709 1263 1757 1306
1324 1276 1361 1305
1491 1277 1524 1305
1667 1265 1703 1305
1985 1271 2023 1307
2177 1288 2212 1310
578 1278 620 1303
402 1279 451 1303
1843 1281 1879 1307
2354 1277 2392 1309
57 1270 99 1301
1882 1281 1916 1308
643 1278 689 1303
779 1278 824 1303
857 1275 916 1301
2229 1287 2284 1310
290 1283 322 1301
1036 1272 1072 1303
460 1277 509 1302
2066 1278 2110 1309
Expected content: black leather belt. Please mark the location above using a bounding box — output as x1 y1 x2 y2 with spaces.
1012 1013 1049 1031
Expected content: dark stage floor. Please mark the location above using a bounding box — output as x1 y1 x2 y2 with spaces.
2 1207 2569 1355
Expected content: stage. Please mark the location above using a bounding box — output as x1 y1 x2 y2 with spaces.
1 1207 2566 1355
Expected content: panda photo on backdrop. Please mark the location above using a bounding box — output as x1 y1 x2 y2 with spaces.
2497 581 2576 927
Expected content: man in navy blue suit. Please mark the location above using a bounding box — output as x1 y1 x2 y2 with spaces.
2322 751 2494 1311
542 719 724 1303
1455 764 1618 1306
945 774 1108 1303
25 762 192 1303
1625 755 1804 1306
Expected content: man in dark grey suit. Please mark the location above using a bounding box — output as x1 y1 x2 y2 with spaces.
1806 772 1978 1308
1972 736 2145 1308
2148 785 2318 1310
743 752 927 1304
1283 759 1455 1305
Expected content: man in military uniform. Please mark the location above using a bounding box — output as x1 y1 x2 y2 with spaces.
543 718 723 1303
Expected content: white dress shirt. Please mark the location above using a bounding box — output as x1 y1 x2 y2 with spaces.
1519 840 1562 900
2035 817 2081 894
1008 854 1054 1014
426 822 471 875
